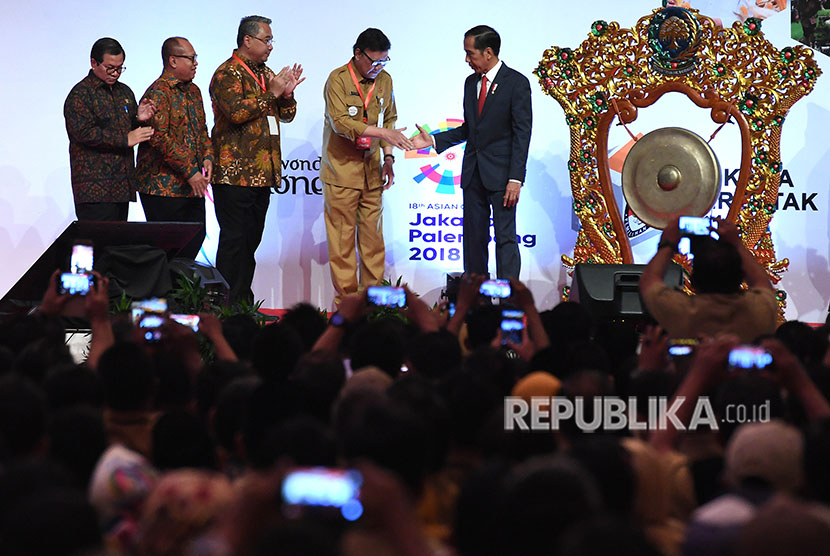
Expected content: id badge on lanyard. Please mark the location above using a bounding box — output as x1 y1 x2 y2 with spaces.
348 61 375 150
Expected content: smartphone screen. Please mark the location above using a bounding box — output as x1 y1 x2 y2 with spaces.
70 243 94 275
500 309 525 345
728 346 773 370
282 467 363 521
480 279 511 298
678 216 719 239
58 272 93 296
366 286 406 307
170 313 200 332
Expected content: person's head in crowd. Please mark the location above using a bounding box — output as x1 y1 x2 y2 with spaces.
88 444 158 548
0 314 65 358
453 460 511 556
150 348 194 411
341 397 431 497
48 405 108 489
12 336 74 384
714 373 785 444
558 369 617 442
689 236 743 294
253 521 340 556
775 320 828 368
804 417 830 504
0 459 76 529
250 322 305 383
0 374 47 462
152 409 218 471
724 420 804 492
98 342 156 411
137 470 233 556
559 516 662 556
441 367 503 451
541 301 593 348
500 454 601 556
405 329 463 380
388 374 452 473
42 363 103 410
464 304 502 350
258 416 337 468
244 380 305 469
291 350 346 425
568 437 636 518
735 494 830 556
221 314 261 362
463 345 521 396
195 359 254 422
279 302 328 352
212 376 261 472
332 367 392 443
349 317 406 379
593 320 640 391
1 488 102 556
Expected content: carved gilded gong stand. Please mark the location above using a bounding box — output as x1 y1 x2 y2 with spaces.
535 7 820 315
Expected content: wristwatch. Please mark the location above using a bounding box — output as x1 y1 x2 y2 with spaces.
329 312 348 327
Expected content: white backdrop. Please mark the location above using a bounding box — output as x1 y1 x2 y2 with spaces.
1 1 828 319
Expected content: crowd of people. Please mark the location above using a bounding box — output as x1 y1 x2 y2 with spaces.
2 222 830 555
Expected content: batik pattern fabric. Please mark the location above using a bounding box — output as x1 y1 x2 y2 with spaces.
209 51 297 188
64 71 141 203
136 73 213 197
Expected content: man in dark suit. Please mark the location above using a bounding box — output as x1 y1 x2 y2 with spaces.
413 25 532 279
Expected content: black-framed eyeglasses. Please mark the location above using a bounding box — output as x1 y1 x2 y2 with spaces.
249 35 274 47
102 64 126 75
361 50 390 67
172 54 198 63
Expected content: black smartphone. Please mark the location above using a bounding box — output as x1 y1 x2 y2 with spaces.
728 345 773 371
480 279 511 298
57 272 94 296
131 298 168 342
367 286 406 307
500 308 525 345
678 216 719 239
281 467 364 522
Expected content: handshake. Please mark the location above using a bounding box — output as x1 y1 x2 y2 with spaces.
375 123 434 152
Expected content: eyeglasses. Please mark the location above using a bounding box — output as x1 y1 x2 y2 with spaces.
249 35 274 47
172 54 198 63
361 50 390 67
102 64 126 75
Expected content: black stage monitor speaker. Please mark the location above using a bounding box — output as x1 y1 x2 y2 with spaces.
570 263 683 323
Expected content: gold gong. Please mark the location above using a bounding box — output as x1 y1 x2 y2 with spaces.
621 127 721 229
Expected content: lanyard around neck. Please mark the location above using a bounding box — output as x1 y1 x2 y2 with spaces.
233 54 266 93
347 61 376 123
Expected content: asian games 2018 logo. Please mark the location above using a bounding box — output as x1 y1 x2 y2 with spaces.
407 119 465 195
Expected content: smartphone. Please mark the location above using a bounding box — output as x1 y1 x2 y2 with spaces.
131 298 168 342
668 338 699 357
57 272 94 296
480 279 511 298
678 216 719 239
170 313 200 332
728 345 773 370
367 286 406 308
500 309 525 345
70 242 94 275
281 467 363 522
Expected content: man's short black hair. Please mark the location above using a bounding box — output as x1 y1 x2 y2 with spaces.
161 37 185 67
690 237 744 294
90 38 124 63
465 25 500 56
237 15 271 47
353 28 391 54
